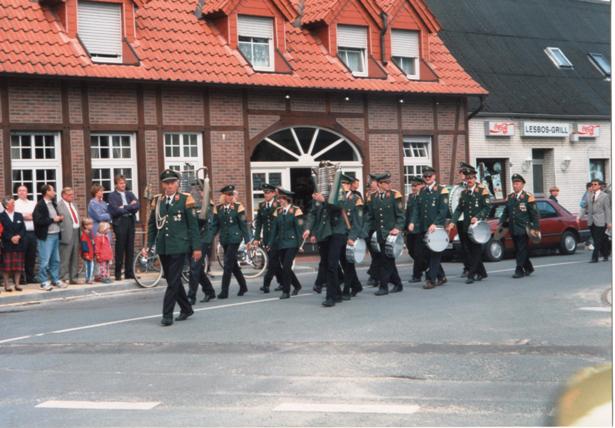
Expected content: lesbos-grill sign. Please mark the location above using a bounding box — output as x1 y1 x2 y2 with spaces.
522 122 570 138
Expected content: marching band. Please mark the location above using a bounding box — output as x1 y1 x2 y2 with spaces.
146 161 538 325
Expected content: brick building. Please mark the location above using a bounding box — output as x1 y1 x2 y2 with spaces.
0 0 485 221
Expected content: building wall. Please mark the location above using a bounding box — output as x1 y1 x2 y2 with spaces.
469 117 611 213
0 77 469 222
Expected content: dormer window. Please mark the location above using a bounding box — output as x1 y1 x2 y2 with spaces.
545 47 573 70
77 1 123 64
238 15 275 72
391 29 419 79
337 25 368 77
588 53 611 79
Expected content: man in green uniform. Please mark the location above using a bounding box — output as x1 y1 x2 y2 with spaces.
449 169 491 284
269 188 304 299
145 169 201 326
499 174 540 278
208 185 253 298
405 175 426 283
339 174 366 299
303 192 334 294
409 167 449 289
455 162 473 278
364 175 380 287
253 183 282 293
366 172 405 296
187 196 216 305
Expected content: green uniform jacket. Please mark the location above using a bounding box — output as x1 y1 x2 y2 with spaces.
304 200 332 242
499 191 540 236
147 193 201 255
366 189 405 241
451 185 492 231
208 202 252 245
335 191 367 240
411 184 449 233
404 193 420 235
270 205 304 250
254 199 279 246
197 202 216 245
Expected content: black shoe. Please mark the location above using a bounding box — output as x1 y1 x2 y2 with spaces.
436 277 448 286
115 277 122 282
313 285 322 294
280 292 290 299
261 286 270 294
589 259 599 263
423 280 435 289
465 278 475 284
292 286 301 296
334 296 343 303
524 268 534 276
367 277 378 287
322 298 335 307
475 273 487 281
390 285 403 293
200 295 215 303
409 277 422 283
160 317 173 326
187 297 196 305
124 274 135 280
238 287 247 296
375 287 388 296
351 288 362 297
341 294 351 301
175 310 194 321
217 292 228 299
274 285 283 291
604 258 610 262
460 271 468 278
512 271 524 278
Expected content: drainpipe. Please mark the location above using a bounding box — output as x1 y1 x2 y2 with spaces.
468 95 485 120
380 12 388 65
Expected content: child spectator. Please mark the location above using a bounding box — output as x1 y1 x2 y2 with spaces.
548 186 559 203
80 218 95 284
94 222 113 284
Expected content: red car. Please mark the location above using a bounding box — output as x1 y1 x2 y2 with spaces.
451 198 590 262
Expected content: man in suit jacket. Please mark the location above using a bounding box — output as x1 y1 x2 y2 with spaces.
108 175 140 281
579 179 611 262
57 187 82 284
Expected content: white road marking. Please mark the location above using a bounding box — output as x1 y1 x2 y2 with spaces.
487 260 588 274
0 335 32 344
36 400 160 410
577 307 611 312
274 402 420 415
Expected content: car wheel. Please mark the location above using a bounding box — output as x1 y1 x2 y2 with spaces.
559 231 577 255
484 239 504 262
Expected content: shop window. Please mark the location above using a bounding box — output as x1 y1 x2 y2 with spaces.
90 133 138 200
476 159 507 199
391 30 419 79
337 25 368 77
545 47 573 70
403 137 431 195
532 149 545 195
238 15 274 72
589 159 608 182
78 1 123 64
588 53 611 79
11 133 62 200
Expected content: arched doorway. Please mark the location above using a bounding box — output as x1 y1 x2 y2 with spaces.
250 126 363 213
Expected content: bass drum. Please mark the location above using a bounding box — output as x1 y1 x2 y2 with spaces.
424 228 449 253
448 185 465 217
384 234 404 259
468 220 491 244
346 238 367 264
370 231 381 253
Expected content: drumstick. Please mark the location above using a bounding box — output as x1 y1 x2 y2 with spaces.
298 237 308 253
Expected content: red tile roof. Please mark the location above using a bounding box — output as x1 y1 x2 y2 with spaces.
0 0 486 95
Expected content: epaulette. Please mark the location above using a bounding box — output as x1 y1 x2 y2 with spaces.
366 193 373 203
392 190 403 200
527 193 536 203
236 203 245 213
481 186 489 196
150 194 162 209
183 192 195 208
440 186 449 195
294 207 303 217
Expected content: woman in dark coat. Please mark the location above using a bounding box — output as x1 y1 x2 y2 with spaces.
0 197 26 292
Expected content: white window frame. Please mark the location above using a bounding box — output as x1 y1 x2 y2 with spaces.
237 15 275 72
391 29 420 80
337 25 368 77
90 133 138 198
403 136 432 195
588 53 611 79
77 1 123 64
11 132 63 201
545 47 573 70
164 132 204 179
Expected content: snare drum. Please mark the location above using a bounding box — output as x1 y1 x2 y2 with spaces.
370 231 381 253
468 220 491 244
384 234 404 259
346 238 367 264
424 228 449 253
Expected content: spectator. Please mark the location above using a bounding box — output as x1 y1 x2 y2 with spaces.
14 185 37 284
87 184 112 237
549 186 559 203
0 197 26 292
80 218 95 284
107 175 139 281
94 221 113 284
33 184 65 291
580 182 592 210
58 187 82 285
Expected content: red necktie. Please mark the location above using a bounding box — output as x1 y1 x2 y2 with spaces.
68 203 78 224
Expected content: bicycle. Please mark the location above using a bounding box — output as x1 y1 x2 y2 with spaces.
133 247 198 288
216 241 268 279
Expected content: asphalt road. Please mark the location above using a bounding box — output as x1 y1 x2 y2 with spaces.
0 251 611 427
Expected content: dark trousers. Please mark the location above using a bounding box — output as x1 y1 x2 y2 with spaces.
278 247 300 293
417 232 444 282
458 228 486 278
188 242 215 299
160 253 192 318
341 247 361 295
376 238 402 289
315 238 343 287
512 234 533 273
457 221 471 273
406 233 426 279
221 243 247 294
262 247 282 290
326 234 346 300
366 231 377 279
23 231 37 283
113 216 135 279
590 225 608 261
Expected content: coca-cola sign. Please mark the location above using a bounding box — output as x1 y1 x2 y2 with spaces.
484 121 515 137
574 123 601 138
